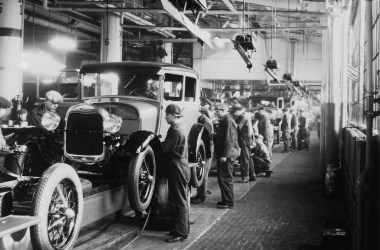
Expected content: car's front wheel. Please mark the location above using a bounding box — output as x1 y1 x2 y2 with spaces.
30 163 83 250
128 145 156 212
190 140 206 188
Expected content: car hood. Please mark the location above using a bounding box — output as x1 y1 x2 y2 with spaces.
82 97 160 132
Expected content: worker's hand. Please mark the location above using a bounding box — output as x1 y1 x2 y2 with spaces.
0 136 6 150
219 157 227 162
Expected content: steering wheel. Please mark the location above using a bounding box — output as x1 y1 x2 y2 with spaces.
129 88 156 98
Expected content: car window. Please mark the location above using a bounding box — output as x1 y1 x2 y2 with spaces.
164 74 183 101
82 72 159 100
184 77 196 102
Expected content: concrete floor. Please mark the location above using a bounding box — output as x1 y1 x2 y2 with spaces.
74 138 318 250
74 131 346 250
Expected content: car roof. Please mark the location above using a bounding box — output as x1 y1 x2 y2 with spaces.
80 61 198 76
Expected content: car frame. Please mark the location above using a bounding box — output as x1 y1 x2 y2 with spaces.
0 61 211 250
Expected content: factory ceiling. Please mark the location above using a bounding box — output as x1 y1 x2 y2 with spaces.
23 0 344 48
21 0 348 93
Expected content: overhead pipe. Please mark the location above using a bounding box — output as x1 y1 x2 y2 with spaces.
51 0 175 38
24 14 97 40
121 24 328 31
25 2 100 35
246 0 327 12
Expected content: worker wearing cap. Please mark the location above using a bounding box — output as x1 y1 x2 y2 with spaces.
191 106 214 204
0 97 12 151
214 104 239 209
281 108 292 153
28 90 63 129
162 103 190 243
230 103 255 183
251 134 272 175
257 107 274 159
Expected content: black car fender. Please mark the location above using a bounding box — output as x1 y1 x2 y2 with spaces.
188 123 211 162
123 130 163 164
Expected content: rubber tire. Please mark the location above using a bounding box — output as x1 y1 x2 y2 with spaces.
190 140 206 188
30 163 83 250
128 145 157 213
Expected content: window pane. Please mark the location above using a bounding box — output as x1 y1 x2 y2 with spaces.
184 77 196 102
164 74 183 101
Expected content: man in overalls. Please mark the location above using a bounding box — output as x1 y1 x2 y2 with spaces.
162 104 191 243
214 104 240 209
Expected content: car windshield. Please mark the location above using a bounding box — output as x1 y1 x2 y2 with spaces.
82 72 159 100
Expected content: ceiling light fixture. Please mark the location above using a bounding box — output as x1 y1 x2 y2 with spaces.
49 36 77 51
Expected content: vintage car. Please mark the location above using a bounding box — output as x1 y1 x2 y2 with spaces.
0 61 211 250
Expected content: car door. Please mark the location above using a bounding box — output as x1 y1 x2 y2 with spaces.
159 71 200 140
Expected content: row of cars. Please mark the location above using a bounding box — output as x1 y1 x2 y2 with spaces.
0 61 211 250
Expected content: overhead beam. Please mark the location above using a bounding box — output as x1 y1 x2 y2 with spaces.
220 0 237 12
49 7 331 16
121 24 328 32
159 0 213 48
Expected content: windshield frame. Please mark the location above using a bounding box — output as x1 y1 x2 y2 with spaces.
80 71 161 101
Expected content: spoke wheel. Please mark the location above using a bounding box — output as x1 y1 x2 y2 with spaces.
31 163 83 250
128 145 156 212
190 140 206 188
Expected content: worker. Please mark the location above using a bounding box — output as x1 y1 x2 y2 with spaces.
162 104 191 243
214 104 240 209
28 90 63 129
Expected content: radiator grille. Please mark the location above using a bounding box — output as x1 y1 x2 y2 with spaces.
66 112 104 155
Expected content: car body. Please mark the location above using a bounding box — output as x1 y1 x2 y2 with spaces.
0 61 211 250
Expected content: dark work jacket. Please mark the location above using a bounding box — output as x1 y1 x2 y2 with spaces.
281 113 292 131
214 114 239 160
28 104 46 129
252 142 271 164
235 114 253 148
299 116 307 127
198 114 214 141
291 114 298 130
162 123 188 166
258 113 274 139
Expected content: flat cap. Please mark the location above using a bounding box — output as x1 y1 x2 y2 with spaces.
45 90 63 104
166 103 183 117
230 103 244 111
282 108 288 112
0 97 11 109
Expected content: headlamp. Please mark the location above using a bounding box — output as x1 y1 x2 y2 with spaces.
103 114 122 133
41 111 61 131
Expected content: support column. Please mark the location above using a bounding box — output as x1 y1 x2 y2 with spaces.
0 0 23 100
100 13 122 62
322 15 346 175
289 39 297 77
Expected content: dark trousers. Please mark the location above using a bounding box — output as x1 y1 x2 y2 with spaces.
291 129 298 149
217 159 234 207
239 143 255 180
252 156 271 172
168 162 191 236
282 129 291 151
